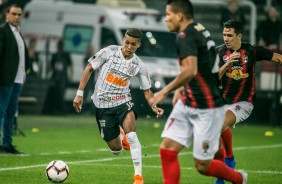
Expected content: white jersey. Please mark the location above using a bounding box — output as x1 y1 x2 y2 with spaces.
88 45 151 108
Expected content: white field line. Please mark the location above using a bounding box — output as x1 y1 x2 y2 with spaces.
0 144 281 175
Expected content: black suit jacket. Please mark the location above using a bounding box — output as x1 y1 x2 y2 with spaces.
0 22 30 86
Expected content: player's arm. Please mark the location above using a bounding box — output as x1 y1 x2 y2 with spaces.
271 53 282 64
143 89 164 118
73 63 94 113
172 64 186 106
150 56 197 105
172 86 184 106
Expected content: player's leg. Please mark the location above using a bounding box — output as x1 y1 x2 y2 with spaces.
199 159 247 184
214 110 236 184
222 102 253 169
160 138 184 184
159 100 189 184
193 107 247 184
221 110 236 169
214 138 226 163
95 107 123 155
121 103 143 184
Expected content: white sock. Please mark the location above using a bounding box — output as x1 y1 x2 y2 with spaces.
126 132 142 176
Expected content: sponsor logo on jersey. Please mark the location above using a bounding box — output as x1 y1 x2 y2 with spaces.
105 72 128 87
111 94 126 100
223 55 229 62
99 96 111 102
226 68 249 80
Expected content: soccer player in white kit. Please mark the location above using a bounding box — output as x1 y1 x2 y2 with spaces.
73 28 164 184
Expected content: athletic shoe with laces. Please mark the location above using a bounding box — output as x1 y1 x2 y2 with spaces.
3 145 23 154
120 129 130 150
237 170 248 184
133 175 144 184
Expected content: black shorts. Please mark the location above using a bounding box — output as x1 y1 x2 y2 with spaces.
95 101 137 142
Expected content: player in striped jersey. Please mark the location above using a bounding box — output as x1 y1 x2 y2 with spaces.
214 19 282 184
73 28 164 184
150 1 247 184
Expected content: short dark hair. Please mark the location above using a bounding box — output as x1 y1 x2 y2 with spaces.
125 28 143 41
6 4 22 13
166 0 194 19
223 19 243 35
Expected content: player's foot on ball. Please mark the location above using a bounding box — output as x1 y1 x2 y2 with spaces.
120 129 130 150
133 175 144 184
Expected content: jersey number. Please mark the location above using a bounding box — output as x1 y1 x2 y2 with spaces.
126 101 134 110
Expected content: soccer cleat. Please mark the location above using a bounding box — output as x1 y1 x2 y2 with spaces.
225 157 235 169
214 178 225 184
133 175 144 184
120 129 130 150
237 170 248 184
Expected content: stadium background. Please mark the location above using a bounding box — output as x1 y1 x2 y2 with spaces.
2 0 281 126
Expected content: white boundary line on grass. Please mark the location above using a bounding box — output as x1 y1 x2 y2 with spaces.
0 144 282 175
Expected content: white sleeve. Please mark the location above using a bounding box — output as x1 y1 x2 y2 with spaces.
88 47 108 70
137 62 151 90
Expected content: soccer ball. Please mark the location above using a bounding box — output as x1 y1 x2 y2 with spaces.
46 160 69 183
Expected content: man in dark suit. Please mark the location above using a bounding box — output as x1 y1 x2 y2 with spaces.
0 4 30 154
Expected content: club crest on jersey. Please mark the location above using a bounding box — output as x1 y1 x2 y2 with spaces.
127 64 137 75
243 56 248 63
223 55 229 62
178 31 186 38
235 105 241 111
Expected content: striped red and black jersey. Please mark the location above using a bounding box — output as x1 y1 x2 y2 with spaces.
178 22 224 109
217 43 273 104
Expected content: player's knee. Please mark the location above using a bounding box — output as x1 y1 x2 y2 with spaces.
194 160 210 174
108 144 122 155
126 132 138 144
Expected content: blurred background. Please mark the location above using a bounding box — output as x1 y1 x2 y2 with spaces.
0 0 281 126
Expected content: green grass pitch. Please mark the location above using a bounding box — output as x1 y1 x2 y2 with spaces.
0 115 281 183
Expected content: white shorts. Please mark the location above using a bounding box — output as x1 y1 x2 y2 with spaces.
161 100 225 160
225 101 254 125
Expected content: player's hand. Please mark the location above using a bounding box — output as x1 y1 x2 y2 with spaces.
73 96 83 113
150 91 167 106
227 51 241 66
152 107 164 118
